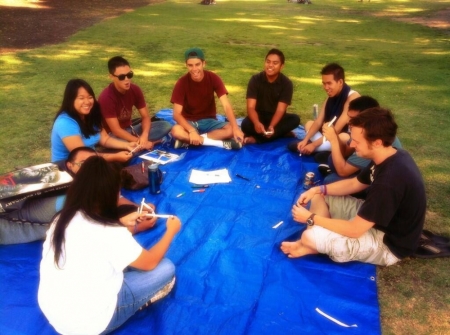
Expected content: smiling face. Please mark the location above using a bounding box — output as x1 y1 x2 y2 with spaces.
322 74 344 98
186 58 205 82
264 53 284 81
73 87 94 119
110 65 132 94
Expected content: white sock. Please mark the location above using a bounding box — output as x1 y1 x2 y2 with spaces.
200 134 224 148
308 131 332 152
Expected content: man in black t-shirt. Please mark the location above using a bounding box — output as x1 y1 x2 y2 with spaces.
241 49 300 144
281 107 426 266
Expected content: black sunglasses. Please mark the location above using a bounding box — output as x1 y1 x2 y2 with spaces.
112 71 134 81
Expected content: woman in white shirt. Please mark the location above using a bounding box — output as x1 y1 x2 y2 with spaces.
38 156 181 334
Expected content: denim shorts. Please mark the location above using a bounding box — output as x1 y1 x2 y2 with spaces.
188 118 228 134
311 195 400 266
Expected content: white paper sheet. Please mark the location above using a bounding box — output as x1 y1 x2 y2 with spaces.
189 169 231 184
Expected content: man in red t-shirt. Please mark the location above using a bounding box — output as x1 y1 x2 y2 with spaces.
98 56 172 151
170 48 244 150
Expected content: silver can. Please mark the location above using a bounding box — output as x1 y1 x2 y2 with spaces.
312 104 319 120
303 172 315 190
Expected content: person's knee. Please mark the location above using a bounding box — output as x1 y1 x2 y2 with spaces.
304 120 314 132
338 132 350 142
171 125 185 139
157 258 176 278
301 229 317 250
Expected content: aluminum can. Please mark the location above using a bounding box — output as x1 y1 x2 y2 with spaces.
312 104 319 120
303 172 315 190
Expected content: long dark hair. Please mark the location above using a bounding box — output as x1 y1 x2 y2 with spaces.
52 156 122 267
54 79 103 138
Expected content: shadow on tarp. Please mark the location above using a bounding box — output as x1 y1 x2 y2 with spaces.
0 111 379 335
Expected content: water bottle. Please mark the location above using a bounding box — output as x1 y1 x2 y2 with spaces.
148 163 162 194
312 104 319 120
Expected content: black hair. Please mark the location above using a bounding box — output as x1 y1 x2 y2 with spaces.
348 96 380 113
265 48 285 64
52 156 122 267
53 79 102 138
348 107 397 147
321 63 345 82
108 56 130 75
66 146 96 164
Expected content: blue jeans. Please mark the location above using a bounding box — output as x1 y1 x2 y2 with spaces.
0 195 63 245
128 120 172 141
101 258 175 334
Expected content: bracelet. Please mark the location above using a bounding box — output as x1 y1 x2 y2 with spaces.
133 222 139 234
319 185 324 195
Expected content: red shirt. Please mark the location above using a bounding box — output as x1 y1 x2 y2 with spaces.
170 70 228 121
98 83 146 131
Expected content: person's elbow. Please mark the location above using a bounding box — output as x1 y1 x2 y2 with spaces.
336 165 359 177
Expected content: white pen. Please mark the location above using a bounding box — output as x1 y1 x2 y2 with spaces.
139 198 146 214
129 145 141 154
144 214 174 219
323 116 337 143
272 221 283 229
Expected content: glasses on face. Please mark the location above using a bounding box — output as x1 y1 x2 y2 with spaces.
112 71 134 81
72 161 85 167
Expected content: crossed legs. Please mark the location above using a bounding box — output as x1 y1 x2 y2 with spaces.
280 194 331 258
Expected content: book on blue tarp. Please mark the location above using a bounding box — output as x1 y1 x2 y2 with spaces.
139 149 180 165
0 163 72 213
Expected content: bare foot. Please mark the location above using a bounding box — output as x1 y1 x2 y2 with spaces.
244 136 257 144
280 240 314 258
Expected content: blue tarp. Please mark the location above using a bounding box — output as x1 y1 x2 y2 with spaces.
0 111 380 335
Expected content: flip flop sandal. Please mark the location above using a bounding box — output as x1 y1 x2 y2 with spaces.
420 229 450 246
413 242 450 259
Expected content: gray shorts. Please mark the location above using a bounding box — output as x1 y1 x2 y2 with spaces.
311 195 400 266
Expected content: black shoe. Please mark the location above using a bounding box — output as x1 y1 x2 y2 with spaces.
223 139 242 150
318 164 331 176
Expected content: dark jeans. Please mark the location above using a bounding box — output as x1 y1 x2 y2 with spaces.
241 113 300 143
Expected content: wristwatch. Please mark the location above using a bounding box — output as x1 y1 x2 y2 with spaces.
306 213 316 226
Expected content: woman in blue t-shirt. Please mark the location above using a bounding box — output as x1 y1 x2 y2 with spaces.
51 79 138 162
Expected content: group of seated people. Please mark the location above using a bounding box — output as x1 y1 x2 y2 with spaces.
51 48 302 162
0 47 427 335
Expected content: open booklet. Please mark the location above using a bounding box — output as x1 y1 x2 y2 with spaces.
0 163 73 213
139 149 180 165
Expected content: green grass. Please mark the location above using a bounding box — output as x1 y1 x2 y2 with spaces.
1 0 449 333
